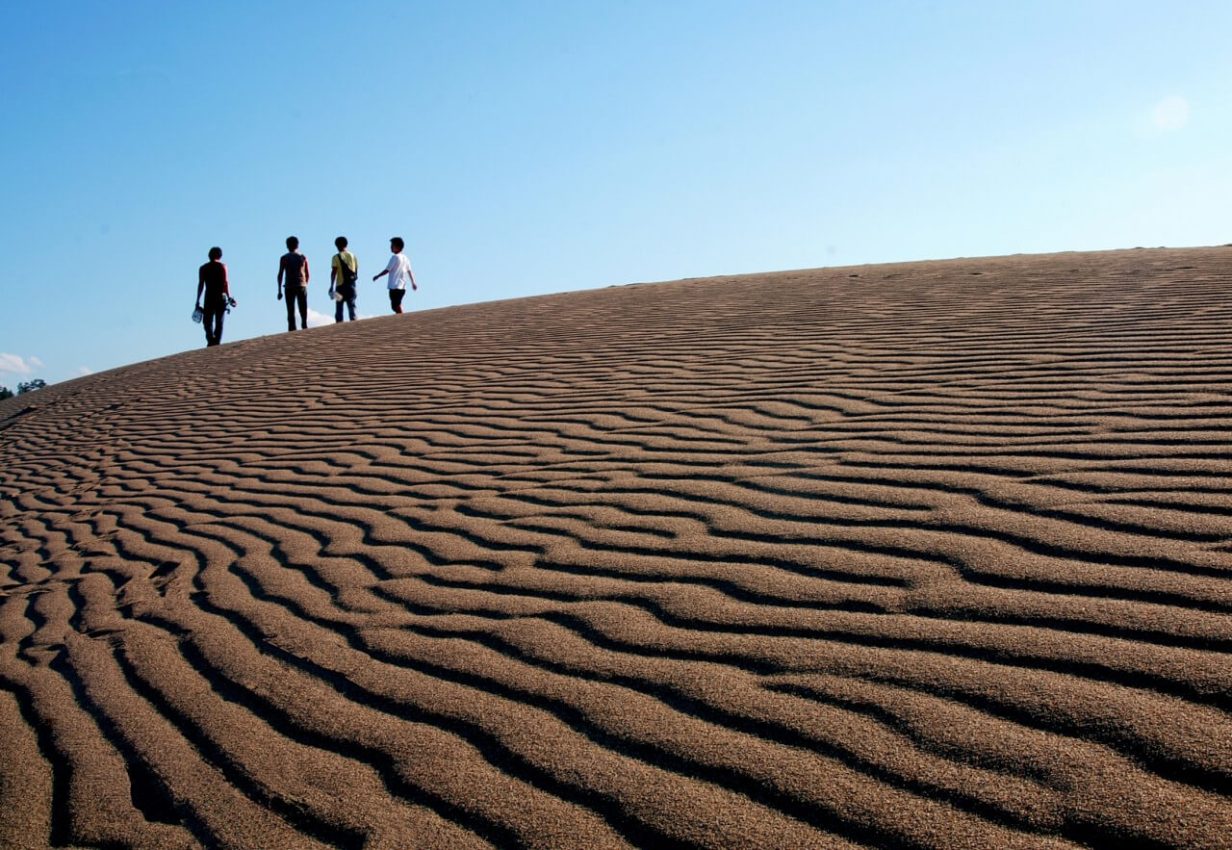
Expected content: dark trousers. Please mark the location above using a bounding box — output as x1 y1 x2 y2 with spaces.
389 289 406 314
285 284 307 330
203 301 225 346
335 284 357 322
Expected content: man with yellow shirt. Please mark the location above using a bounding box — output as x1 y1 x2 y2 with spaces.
329 236 359 322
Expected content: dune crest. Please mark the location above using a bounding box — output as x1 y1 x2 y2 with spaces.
2 248 1231 849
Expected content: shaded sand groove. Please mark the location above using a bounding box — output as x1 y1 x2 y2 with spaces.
2 247 1232 849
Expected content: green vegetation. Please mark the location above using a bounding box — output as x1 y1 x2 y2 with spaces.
1 379 46 399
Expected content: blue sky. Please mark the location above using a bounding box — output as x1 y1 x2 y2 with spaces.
3 1 1231 386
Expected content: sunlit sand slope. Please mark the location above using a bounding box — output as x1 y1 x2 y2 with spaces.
2 247 1231 850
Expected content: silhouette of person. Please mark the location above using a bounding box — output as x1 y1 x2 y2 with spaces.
196 247 235 346
330 236 359 322
372 236 417 314
277 236 310 331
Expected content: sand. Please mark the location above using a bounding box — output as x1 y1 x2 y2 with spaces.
1 247 1230 849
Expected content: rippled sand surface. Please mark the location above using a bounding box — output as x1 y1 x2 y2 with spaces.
2 248 1231 849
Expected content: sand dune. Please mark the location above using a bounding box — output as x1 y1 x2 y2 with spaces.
2 247 1231 849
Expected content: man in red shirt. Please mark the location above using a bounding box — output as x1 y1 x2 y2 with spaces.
196 246 235 347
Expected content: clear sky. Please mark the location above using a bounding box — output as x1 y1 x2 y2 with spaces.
3 1 1231 387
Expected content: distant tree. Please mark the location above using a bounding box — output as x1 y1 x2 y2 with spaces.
0 386 11 401
17 379 46 395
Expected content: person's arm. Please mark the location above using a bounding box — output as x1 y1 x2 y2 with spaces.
330 256 338 288
223 264 234 302
374 254 394 282
303 257 310 284
196 269 204 306
276 256 285 299
409 257 417 290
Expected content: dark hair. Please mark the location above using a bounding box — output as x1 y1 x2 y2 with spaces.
390 237 404 250
286 236 299 250
335 236 348 249
208 246 223 261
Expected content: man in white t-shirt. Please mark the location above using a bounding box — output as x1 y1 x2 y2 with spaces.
372 236 417 314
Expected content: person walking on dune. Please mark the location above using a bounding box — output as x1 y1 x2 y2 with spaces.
330 236 359 322
277 235 310 332
372 236 417 314
196 246 236 347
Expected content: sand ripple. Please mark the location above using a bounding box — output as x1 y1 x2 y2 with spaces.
2 248 1231 849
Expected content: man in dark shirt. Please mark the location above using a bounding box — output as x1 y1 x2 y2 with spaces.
196 246 235 347
277 236 311 331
